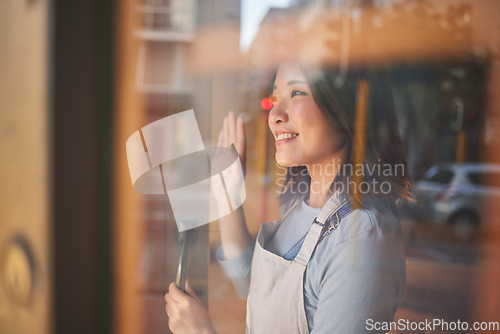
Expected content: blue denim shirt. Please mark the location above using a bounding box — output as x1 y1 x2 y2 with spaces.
217 193 406 333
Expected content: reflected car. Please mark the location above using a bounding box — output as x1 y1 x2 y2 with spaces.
402 163 500 241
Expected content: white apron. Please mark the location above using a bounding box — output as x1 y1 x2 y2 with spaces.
245 195 350 334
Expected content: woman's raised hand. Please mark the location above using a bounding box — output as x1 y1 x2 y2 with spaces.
217 111 246 176
164 282 216 334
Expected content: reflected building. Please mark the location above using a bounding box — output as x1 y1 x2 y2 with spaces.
243 0 500 328
2 0 500 333
247 0 500 181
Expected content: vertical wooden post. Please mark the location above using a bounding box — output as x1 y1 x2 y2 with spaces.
113 1 145 333
456 129 465 163
352 80 369 209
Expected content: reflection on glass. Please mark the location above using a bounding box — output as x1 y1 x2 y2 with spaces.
119 0 500 333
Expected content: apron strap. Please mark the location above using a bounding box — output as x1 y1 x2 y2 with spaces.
319 202 352 241
292 202 352 268
292 222 322 267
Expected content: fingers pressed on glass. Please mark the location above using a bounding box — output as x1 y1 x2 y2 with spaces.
228 111 236 145
223 116 229 146
236 116 246 154
217 130 223 147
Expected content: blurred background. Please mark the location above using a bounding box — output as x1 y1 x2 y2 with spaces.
1 0 499 333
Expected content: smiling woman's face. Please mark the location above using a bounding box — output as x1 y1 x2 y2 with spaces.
268 62 346 169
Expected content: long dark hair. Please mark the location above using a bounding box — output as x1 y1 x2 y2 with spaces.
279 65 412 211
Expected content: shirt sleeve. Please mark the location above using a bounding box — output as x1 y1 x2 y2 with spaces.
308 230 405 334
216 242 255 299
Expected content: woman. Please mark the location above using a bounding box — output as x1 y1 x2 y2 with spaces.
164 62 411 333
